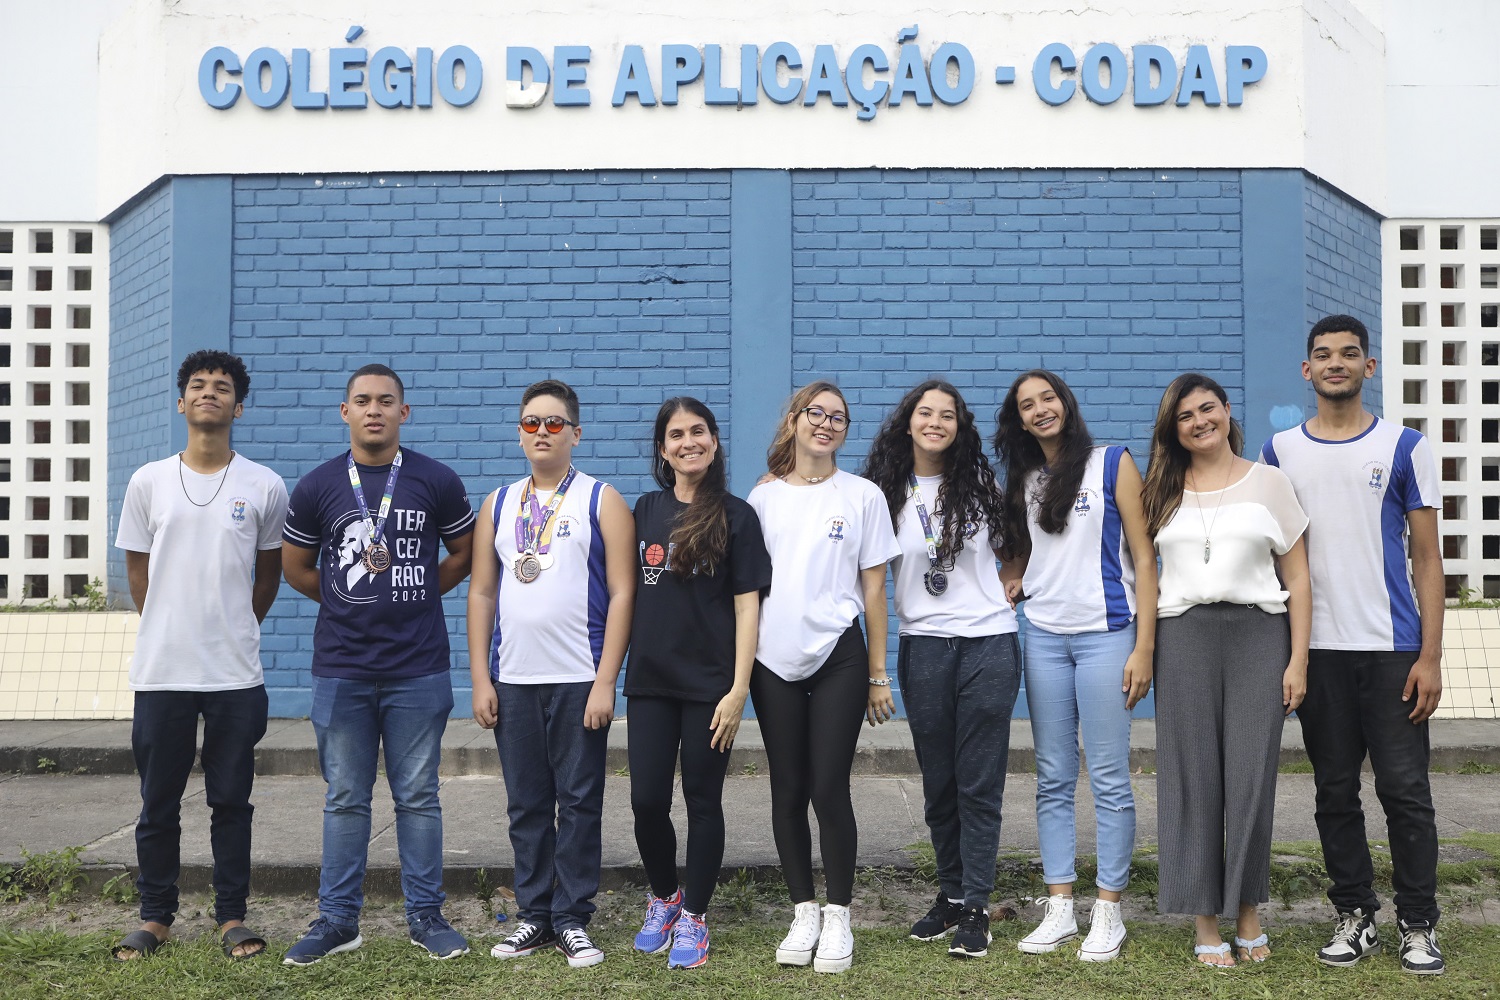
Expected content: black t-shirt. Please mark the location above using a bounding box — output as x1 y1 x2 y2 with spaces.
625 489 773 702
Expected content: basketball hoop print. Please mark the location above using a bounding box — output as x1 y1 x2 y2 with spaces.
642 541 666 585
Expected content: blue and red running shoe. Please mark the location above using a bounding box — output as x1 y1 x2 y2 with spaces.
633 890 682 954
668 912 710 969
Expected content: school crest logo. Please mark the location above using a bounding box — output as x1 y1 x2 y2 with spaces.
1074 489 1097 516
555 515 577 539
825 515 848 542
1362 461 1388 495
228 497 249 524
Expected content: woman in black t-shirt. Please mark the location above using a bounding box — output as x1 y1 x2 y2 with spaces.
626 397 772 970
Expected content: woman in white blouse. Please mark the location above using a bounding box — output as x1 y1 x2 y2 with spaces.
1140 373 1311 969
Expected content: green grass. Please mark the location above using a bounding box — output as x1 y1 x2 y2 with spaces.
0 922 1494 999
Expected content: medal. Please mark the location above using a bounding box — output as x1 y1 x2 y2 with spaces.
924 568 948 596
362 542 392 574
909 475 948 598
347 450 403 575
514 553 542 583
514 467 578 582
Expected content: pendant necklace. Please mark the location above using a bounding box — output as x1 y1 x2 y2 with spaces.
179 452 234 507
1191 461 1233 564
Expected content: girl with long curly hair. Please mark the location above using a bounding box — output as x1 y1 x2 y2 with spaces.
625 398 771 969
748 380 899 975
862 380 1018 959
1140 373 1310 968
993 370 1157 963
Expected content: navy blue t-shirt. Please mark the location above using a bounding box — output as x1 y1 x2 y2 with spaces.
283 447 475 680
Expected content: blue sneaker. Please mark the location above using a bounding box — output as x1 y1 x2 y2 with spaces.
283 917 363 966
668 911 710 969
409 910 470 960
633 890 682 954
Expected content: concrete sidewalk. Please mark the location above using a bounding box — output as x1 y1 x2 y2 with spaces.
4 717 1500 777
2 718 1498 898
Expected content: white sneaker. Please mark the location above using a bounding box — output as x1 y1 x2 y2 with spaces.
813 903 853 974
1078 899 1126 962
775 901 821 966
1018 895 1078 954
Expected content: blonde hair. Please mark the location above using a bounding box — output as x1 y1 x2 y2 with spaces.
765 380 849 478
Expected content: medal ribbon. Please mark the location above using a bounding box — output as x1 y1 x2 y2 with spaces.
908 474 942 568
515 466 578 555
347 449 403 548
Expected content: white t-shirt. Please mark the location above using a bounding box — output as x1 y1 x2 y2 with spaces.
1155 462 1309 619
891 475 1017 638
1262 418 1441 651
488 471 611 684
748 470 901 681
115 454 289 691
1021 445 1139 635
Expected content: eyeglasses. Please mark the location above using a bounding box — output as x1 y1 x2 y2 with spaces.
799 406 848 430
519 415 578 434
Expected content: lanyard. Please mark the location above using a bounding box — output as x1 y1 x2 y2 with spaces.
908 474 941 566
347 450 402 548
516 467 578 555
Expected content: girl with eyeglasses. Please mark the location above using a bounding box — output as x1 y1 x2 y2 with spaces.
1140 373 1310 968
993 369 1157 963
862 380 1018 959
623 398 771 970
746 381 899 975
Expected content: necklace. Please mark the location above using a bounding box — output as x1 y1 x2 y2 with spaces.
1189 461 1234 563
179 452 234 508
789 470 833 485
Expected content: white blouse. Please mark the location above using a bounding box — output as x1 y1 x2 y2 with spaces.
1155 463 1308 619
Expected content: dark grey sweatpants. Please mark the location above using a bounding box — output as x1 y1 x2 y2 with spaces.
898 632 1022 907
1155 603 1289 918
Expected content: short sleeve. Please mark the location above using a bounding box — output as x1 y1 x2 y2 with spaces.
1258 436 1279 467
1394 431 1441 513
282 477 323 549
435 466 477 540
726 499 773 595
258 477 290 550
115 469 155 553
857 481 901 571
1258 465 1309 555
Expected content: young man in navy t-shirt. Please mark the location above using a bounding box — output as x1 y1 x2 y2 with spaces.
281 364 476 965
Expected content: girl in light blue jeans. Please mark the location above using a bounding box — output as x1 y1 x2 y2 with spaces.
994 370 1158 963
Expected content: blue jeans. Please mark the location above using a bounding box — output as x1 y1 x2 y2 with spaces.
494 680 608 931
1024 622 1137 892
310 671 453 927
132 686 268 926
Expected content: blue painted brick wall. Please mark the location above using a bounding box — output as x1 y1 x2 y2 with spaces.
790 169 1244 465
107 182 175 598
229 171 733 715
1303 175 1383 414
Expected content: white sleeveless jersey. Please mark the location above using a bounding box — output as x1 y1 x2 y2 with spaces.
1020 445 1137 635
488 470 610 684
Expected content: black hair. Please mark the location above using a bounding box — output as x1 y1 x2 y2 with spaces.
346 363 405 399
1307 314 1370 355
993 370 1094 561
651 397 730 577
522 379 581 425
863 379 1004 560
176 350 250 404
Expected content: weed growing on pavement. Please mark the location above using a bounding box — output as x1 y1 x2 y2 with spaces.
1 847 85 907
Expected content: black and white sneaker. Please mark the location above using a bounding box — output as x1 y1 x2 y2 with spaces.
489 921 557 959
1317 908 1380 967
1398 921 1444 976
948 906 992 959
909 894 964 941
556 926 605 968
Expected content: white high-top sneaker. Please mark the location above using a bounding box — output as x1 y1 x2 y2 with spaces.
1018 894 1078 954
1078 899 1126 962
775 901 821 966
813 903 854 973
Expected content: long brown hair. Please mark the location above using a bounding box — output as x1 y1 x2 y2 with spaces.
1141 373 1246 537
992 370 1094 561
651 398 730 577
765 381 849 479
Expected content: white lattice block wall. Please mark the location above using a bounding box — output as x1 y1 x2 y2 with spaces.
0 223 109 603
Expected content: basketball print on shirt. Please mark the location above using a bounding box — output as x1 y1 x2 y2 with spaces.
640 539 675 585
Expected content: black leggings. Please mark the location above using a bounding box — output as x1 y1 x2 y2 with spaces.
627 696 732 915
749 621 869 906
